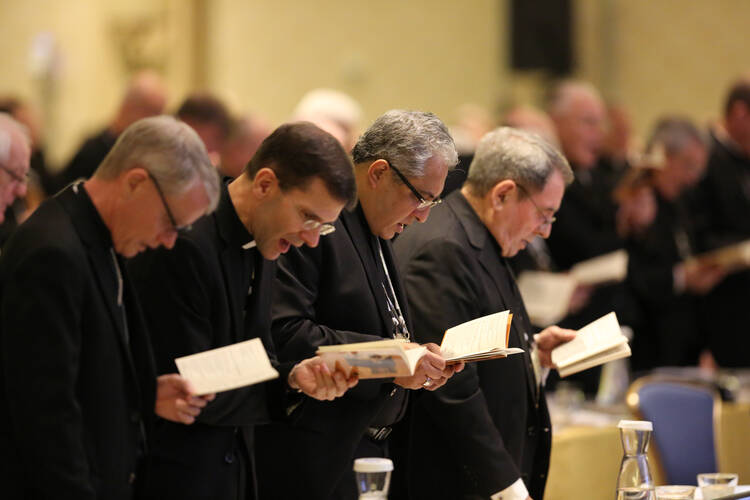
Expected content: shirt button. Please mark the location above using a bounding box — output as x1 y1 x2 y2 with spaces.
130 411 141 424
224 452 235 464
128 472 136 484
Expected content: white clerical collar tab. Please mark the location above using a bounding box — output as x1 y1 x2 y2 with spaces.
242 240 256 249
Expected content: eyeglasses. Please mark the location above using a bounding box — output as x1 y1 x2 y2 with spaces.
387 161 442 210
0 164 29 186
147 172 192 234
516 184 556 228
302 219 336 236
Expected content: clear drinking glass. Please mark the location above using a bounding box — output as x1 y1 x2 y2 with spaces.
655 485 695 499
697 473 738 500
354 457 393 499
615 420 656 500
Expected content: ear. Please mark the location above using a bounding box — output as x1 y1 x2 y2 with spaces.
366 159 389 189
489 180 517 210
123 167 149 198
251 167 279 199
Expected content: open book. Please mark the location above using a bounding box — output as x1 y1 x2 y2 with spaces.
551 312 631 378
518 249 629 326
316 310 523 379
684 239 750 274
175 338 279 395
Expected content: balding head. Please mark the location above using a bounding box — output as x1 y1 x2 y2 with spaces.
547 81 605 169
503 105 560 148
113 71 167 134
0 113 31 222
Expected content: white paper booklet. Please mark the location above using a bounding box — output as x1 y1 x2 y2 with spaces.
175 337 279 395
440 310 524 363
551 312 631 377
517 250 629 326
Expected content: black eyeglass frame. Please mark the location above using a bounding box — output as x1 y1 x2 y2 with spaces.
386 160 442 210
516 183 557 228
147 171 193 234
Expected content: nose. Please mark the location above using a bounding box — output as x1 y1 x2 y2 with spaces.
413 206 431 223
537 222 553 239
14 181 27 199
160 230 178 249
300 228 321 248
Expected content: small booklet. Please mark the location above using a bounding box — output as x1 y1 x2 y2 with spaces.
551 312 631 378
175 337 279 395
518 250 629 326
316 311 523 379
684 239 750 274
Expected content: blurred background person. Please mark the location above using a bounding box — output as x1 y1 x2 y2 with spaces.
218 113 271 178
292 88 363 152
689 78 750 368
0 113 31 247
176 92 233 167
624 117 725 371
56 70 167 191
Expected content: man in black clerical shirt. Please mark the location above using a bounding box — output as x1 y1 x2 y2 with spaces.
255 110 461 499
128 122 359 500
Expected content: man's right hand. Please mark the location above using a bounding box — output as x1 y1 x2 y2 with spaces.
394 343 453 391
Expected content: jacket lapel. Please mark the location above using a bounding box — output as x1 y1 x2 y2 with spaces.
340 207 393 336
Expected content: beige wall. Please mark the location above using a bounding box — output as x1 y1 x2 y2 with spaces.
1 0 748 170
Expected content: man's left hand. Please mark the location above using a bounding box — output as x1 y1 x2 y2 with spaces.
534 325 577 368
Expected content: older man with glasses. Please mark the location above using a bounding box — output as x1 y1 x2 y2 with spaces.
394 127 577 500
254 110 462 499
0 115 218 500
0 113 31 246
127 121 360 500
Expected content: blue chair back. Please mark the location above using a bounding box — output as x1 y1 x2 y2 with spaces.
632 378 717 485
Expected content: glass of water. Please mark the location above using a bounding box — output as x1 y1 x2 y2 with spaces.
354 457 392 499
655 485 696 499
697 473 738 500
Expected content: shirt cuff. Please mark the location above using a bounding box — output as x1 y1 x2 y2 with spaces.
491 478 529 500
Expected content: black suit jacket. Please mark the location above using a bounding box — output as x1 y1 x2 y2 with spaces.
254 205 409 499
128 183 293 500
393 192 551 499
0 184 156 500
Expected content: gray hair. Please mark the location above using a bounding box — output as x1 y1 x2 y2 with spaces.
645 116 707 157
351 110 458 177
95 115 220 212
546 80 603 118
465 127 573 197
0 113 30 165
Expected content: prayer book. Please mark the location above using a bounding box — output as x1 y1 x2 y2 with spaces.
518 250 629 326
316 310 523 379
175 337 279 395
684 239 750 274
551 312 631 378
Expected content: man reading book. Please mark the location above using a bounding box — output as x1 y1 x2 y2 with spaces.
254 110 461 499
394 127 577 500
127 123 359 500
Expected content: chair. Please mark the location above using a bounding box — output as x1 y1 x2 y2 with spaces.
626 375 720 485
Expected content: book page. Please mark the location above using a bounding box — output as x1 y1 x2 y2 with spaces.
316 338 408 352
517 271 578 326
570 250 628 286
687 239 750 273
551 312 625 368
440 310 510 359
558 342 631 378
317 345 426 379
175 337 279 396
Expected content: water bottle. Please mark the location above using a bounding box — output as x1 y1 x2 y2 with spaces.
615 420 655 500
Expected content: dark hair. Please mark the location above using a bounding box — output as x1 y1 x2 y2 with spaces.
176 93 232 139
246 122 357 208
645 116 706 156
724 80 750 117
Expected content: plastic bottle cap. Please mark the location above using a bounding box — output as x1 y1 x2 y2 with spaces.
617 419 653 431
353 458 394 473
